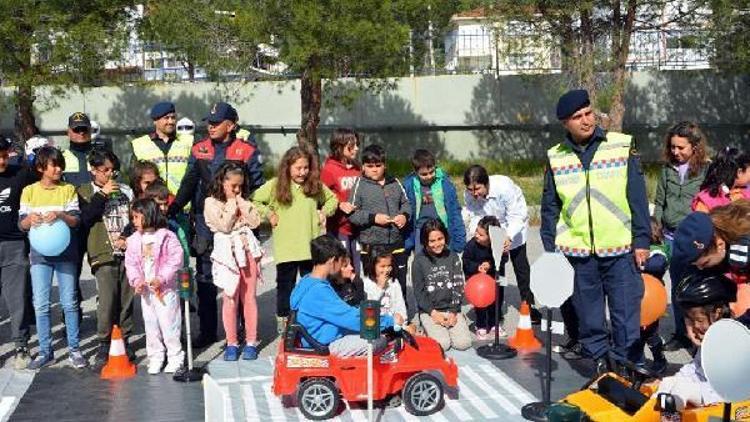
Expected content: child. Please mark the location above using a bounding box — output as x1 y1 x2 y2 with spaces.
638 218 670 375
362 247 408 325
412 218 472 351
19 146 86 369
290 235 400 357
691 147 750 212
349 145 411 304
124 198 184 374
656 273 738 409
252 146 338 331
321 128 362 273
404 149 465 255
144 180 190 270
331 254 365 307
462 216 508 340
204 162 263 361
77 149 135 369
130 160 160 199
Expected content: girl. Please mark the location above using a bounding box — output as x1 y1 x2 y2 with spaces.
331 255 365 307
691 147 750 212
124 198 184 374
321 128 361 273
130 160 160 199
362 247 408 324
462 216 508 340
412 218 472 351
252 146 338 331
653 121 709 241
19 146 86 369
204 162 263 361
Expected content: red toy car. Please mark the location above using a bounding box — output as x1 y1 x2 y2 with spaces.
272 314 459 420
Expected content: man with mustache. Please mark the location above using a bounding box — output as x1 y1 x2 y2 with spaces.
540 89 651 373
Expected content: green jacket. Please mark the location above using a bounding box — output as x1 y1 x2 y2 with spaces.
653 164 707 232
252 178 338 264
77 183 132 269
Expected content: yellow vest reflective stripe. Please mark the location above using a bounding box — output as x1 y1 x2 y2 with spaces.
236 128 251 141
62 149 88 173
548 132 632 257
131 134 193 195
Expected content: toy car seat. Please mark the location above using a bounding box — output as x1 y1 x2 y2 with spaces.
284 311 330 356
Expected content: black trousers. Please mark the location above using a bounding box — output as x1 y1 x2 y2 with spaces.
196 252 218 339
276 260 313 317
509 244 535 305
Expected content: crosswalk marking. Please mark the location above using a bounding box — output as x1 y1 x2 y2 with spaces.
263 382 290 421
480 364 537 404
0 397 15 422
462 366 520 415
395 406 421 421
458 380 499 419
240 384 258 421
445 399 473 421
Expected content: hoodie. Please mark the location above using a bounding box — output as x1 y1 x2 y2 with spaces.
348 175 411 247
321 157 360 236
290 274 394 346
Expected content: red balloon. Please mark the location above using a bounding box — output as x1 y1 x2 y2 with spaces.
641 273 668 327
465 273 496 308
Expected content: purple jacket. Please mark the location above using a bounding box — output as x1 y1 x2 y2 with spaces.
124 228 183 291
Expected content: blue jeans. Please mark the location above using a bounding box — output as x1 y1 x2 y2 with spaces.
30 262 80 355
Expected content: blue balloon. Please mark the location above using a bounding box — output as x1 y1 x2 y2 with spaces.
29 220 71 256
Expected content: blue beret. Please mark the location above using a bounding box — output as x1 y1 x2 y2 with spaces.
150 102 176 120
556 89 590 120
673 212 715 264
203 102 238 123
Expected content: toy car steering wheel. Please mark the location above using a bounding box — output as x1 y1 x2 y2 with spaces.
399 326 419 351
619 359 660 390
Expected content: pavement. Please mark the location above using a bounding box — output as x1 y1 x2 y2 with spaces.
0 227 693 421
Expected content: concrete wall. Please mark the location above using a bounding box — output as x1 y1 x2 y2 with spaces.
2 71 748 164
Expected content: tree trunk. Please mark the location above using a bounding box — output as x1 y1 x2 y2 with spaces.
579 7 597 107
297 56 321 155
14 84 38 141
607 0 637 132
187 59 196 82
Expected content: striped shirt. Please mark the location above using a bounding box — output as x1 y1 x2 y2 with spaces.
19 181 80 263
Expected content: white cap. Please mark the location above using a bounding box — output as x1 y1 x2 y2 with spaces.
25 136 52 156
176 117 195 136
90 120 101 139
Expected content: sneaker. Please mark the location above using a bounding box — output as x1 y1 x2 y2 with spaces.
242 345 258 361
530 308 542 325
164 360 182 374
13 347 31 370
554 339 584 360
28 353 54 370
123 338 136 362
488 326 508 339
148 360 163 375
475 328 489 341
92 343 110 371
69 350 88 369
224 345 240 361
663 334 693 352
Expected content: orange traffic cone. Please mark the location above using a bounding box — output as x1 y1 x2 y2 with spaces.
101 325 137 380
508 301 542 353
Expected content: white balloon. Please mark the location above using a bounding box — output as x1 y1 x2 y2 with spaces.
530 252 574 308
701 318 750 403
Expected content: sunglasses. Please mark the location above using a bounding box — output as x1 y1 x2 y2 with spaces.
177 125 194 131
72 127 90 134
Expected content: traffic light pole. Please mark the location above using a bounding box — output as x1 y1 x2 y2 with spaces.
367 340 374 422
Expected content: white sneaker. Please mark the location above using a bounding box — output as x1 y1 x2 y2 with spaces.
488 326 508 339
148 360 163 375
163 360 182 374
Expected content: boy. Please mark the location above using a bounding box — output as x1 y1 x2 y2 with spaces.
403 149 465 255
657 272 738 409
77 149 135 369
349 145 411 302
0 138 35 368
290 235 400 356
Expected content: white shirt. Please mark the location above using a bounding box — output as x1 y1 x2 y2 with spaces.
142 232 157 281
463 175 529 249
363 276 407 319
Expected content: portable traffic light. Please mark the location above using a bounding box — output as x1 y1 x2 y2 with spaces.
178 268 193 300
360 300 381 341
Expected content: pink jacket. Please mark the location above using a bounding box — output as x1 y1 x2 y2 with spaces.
691 187 750 212
124 228 183 291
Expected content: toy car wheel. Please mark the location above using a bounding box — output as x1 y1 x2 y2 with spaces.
297 378 340 420
403 372 444 416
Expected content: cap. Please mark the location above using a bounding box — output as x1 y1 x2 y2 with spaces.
203 102 238 124
68 112 91 129
556 89 590 120
150 102 176 120
673 212 715 264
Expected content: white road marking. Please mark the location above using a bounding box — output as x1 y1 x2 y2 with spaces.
0 396 15 422
462 366 520 415
480 364 538 403
457 380 499 419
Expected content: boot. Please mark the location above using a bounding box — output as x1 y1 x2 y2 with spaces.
123 337 136 362
649 340 668 376
92 342 110 371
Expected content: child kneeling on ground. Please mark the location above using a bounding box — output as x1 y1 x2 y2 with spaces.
656 273 741 409
290 235 402 357
412 218 472 351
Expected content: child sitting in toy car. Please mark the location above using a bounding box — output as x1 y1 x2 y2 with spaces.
656 272 739 409
290 235 404 357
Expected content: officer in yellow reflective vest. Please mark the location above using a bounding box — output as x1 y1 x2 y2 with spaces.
62 112 96 188
540 89 651 370
130 102 193 197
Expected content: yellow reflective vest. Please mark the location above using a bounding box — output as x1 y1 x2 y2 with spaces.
548 132 633 257
62 148 88 173
131 133 193 195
